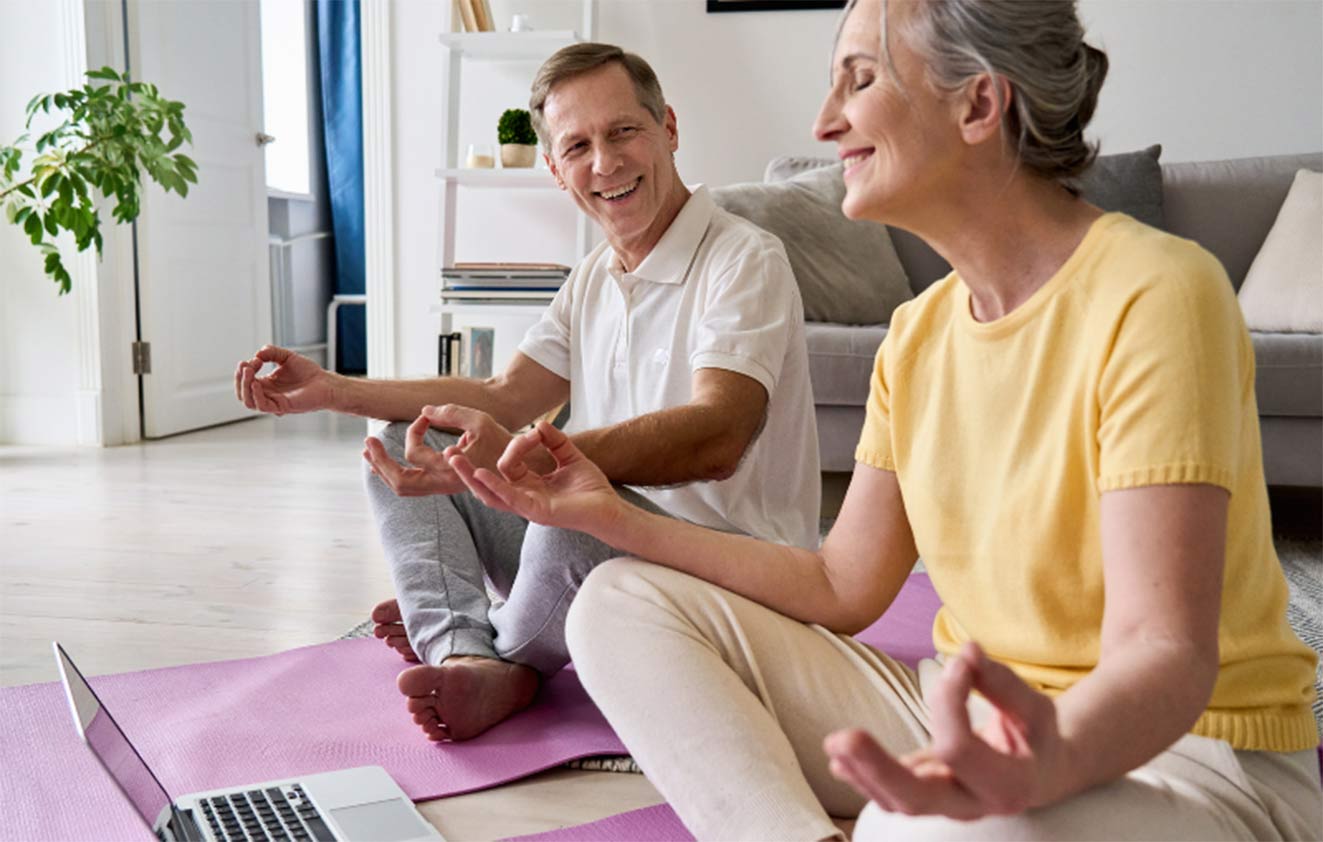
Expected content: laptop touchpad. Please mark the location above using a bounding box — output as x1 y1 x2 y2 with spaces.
329 798 434 841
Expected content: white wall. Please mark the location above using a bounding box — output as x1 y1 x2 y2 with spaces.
387 0 1323 377
0 0 100 445
1081 0 1323 163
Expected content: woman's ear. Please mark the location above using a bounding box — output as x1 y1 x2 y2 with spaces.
958 73 1010 146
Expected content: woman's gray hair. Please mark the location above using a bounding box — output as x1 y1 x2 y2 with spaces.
529 43 667 153
876 0 1109 186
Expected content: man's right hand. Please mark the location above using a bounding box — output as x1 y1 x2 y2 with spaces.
234 345 335 415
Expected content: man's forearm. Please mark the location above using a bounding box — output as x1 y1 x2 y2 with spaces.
331 373 525 427
571 404 753 486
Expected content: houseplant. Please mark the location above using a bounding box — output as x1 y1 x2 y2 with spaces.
1 66 197 295
497 108 538 168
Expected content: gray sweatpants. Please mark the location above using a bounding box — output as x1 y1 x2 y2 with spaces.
365 422 665 676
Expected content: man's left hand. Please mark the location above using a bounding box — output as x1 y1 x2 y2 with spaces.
364 404 534 497
824 642 1067 821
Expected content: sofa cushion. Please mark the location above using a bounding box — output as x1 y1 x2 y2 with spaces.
711 166 912 325
805 321 887 407
765 146 1164 294
1253 332 1323 418
1075 143 1164 229
1162 152 1323 290
1237 170 1323 333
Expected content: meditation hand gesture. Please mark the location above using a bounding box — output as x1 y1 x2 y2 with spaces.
364 404 532 497
825 643 1067 821
234 345 334 415
447 421 621 536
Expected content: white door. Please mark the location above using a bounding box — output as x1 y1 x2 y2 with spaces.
129 0 270 438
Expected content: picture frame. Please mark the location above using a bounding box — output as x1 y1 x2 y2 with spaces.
707 0 846 11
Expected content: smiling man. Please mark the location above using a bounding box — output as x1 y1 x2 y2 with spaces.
234 43 819 741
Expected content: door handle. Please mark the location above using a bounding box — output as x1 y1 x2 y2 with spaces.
256 132 276 146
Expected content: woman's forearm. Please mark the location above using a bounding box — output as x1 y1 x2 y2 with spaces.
1041 638 1219 806
595 501 868 631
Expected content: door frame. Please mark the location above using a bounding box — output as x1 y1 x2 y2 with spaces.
80 0 142 446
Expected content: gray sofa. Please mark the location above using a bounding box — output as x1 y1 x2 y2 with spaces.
759 152 1322 487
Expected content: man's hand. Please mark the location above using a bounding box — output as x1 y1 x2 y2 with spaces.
363 404 548 498
824 643 1067 821
234 345 335 415
448 421 624 537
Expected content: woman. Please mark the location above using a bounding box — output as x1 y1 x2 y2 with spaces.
445 0 1322 837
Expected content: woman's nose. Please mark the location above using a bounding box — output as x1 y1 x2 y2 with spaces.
813 90 848 143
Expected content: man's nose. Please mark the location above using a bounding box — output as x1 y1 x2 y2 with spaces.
593 146 622 176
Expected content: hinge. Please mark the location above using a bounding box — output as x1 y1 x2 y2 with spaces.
132 341 152 375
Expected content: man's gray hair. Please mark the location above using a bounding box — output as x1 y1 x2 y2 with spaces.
860 0 1109 186
529 43 667 152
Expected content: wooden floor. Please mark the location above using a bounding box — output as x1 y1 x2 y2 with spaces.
0 413 663 840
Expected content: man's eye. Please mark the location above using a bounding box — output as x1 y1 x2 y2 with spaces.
852 74 874 92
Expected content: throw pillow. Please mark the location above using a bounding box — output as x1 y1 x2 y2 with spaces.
1073 144 1165 228
1237 169 1323 333
765 145 1166 229
711 165 912 325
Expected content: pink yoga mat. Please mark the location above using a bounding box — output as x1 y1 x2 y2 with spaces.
0 638 624 842
501 804 692 842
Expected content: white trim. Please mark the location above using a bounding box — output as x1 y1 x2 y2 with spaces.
361 0 396 378
56 0 104 445
266 188 318 203
86 0 142 446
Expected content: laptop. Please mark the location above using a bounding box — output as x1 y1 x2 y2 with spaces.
54 642 445 842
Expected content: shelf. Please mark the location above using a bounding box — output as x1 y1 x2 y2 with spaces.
435 168 558 188
438 31 580 61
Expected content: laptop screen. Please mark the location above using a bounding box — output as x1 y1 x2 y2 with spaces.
55 643 174 831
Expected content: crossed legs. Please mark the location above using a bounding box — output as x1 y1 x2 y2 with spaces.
365 421 664 739
565 559 1323 841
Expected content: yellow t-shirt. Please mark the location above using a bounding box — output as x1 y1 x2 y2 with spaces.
856 212 1318 752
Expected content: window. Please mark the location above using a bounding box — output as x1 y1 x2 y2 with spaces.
260 0 312 196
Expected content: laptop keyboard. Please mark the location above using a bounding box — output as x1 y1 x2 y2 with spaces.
198 783 335 842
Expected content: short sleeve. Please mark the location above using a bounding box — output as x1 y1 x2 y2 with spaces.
517 278 575 379
690 247 799 395
854 329 896 471
1096 252 1248 493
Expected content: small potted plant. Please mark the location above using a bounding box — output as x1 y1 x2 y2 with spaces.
497 108 538 168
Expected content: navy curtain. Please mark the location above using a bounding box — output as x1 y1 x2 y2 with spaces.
316 0 366 373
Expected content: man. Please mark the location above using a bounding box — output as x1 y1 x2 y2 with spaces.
234 43 819 741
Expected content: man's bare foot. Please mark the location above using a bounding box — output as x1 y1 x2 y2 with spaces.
371 599 419 662
397 657 539 741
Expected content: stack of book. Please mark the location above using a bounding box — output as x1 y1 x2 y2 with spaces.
441 262 571 301
453 0 495 32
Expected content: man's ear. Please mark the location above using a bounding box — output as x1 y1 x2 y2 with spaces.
958 73 1010 146
664 105 679 153
545 153 566 190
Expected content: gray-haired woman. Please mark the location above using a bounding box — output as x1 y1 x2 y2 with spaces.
448 0 1321 838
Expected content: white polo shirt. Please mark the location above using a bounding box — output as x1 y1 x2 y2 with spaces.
519 186 820 549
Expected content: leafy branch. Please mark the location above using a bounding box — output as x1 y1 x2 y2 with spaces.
1 66 197 295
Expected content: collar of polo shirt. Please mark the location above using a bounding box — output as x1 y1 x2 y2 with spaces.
608 185 714 285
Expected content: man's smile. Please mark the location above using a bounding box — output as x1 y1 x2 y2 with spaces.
595 176 642 201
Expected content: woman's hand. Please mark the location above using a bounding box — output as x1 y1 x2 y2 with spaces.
824 642 1067 820
447 420 625 536
364 404 540 497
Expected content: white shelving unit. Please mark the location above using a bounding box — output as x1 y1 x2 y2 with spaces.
433 4 596 375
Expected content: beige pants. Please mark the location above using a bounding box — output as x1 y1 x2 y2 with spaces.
565 559 1323 841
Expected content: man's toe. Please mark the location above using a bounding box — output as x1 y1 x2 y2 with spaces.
371 599 402 623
